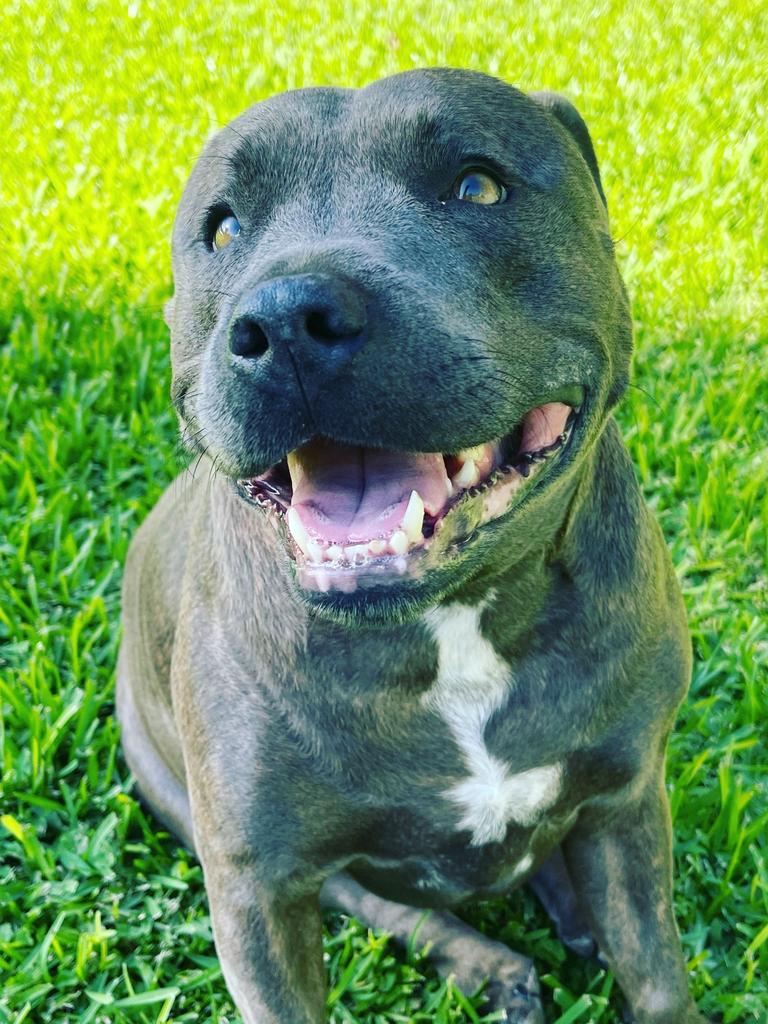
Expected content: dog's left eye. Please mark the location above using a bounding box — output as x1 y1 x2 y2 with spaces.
212 214 241 251
453 170 507 205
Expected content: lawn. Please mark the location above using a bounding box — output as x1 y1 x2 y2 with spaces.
0 0 766 1021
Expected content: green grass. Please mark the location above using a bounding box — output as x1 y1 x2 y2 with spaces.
1 0 766 1021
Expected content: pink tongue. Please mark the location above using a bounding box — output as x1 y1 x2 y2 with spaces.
289 439 450 544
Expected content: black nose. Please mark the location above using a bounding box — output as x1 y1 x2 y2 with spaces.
229 273 368 360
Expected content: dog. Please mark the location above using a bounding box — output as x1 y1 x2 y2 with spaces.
117 68 705 1023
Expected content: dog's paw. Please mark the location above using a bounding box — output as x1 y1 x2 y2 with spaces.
621 999 708 1024
481 962 545 1024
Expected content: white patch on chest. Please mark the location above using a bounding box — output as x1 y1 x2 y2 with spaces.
422 602 562 846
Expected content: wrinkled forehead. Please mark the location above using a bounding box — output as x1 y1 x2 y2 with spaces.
183 69 567 204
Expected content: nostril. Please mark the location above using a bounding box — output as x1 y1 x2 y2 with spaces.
305 310 339 342
230 316 269 359
305 307 365 345
230 276 367 357
305 311 331 342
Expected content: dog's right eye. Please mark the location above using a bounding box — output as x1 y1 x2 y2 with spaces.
452 170 507 205
212 214 241 252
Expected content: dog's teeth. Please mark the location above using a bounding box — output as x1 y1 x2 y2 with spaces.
315 569 331 593
456 445 487 463
345 544 369 563
286 450 305 490
401 490 425 544
368 538 388 556
336 574 358 594
286 507 313 557
452 459 480 490
307 540 325 564
388 530 409 555
327 544 343 562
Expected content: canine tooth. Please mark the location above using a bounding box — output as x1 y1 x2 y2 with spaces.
327 544 344 562
368 538 388 556
286 507 313 556
389 530 409 555
395 556 407 575
452 458 480 490
401 490 425 544
286 450 305 490
456 445 487 462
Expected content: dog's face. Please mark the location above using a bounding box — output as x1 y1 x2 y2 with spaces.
168 68 631 620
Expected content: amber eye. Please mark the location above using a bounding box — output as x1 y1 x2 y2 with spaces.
212 214 241 251
453 170 507 205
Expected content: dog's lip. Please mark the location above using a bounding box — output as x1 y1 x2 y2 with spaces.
234 392 585 592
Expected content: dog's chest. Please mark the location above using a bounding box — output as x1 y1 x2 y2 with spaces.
418 602 563 847
338 603 573 904
281 600 577 894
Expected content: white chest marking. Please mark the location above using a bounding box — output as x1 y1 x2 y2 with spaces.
422 603 562 846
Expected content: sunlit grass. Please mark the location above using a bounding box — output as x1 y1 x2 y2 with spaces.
1 0 766 1021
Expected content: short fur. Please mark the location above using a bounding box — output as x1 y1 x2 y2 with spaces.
118 69 705 1023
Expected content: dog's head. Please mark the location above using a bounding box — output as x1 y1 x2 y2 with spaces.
167 68 631 620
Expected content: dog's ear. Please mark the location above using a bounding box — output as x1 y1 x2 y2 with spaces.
529 92 607 209
164 296 175 328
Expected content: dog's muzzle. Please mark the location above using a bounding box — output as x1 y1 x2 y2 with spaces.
237 399 581 594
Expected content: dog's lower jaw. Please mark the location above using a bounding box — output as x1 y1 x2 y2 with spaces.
228 433 588 629
266 482 582 628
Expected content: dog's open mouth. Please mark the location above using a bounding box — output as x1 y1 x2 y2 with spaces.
237 400 580 592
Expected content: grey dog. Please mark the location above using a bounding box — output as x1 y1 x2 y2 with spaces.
117 68 705 1023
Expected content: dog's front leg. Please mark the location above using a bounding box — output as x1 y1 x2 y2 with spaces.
196 837 326 1024
185 760 326 1024
564 769 705 1024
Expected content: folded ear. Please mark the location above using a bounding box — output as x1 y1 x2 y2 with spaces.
529 91 607 209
